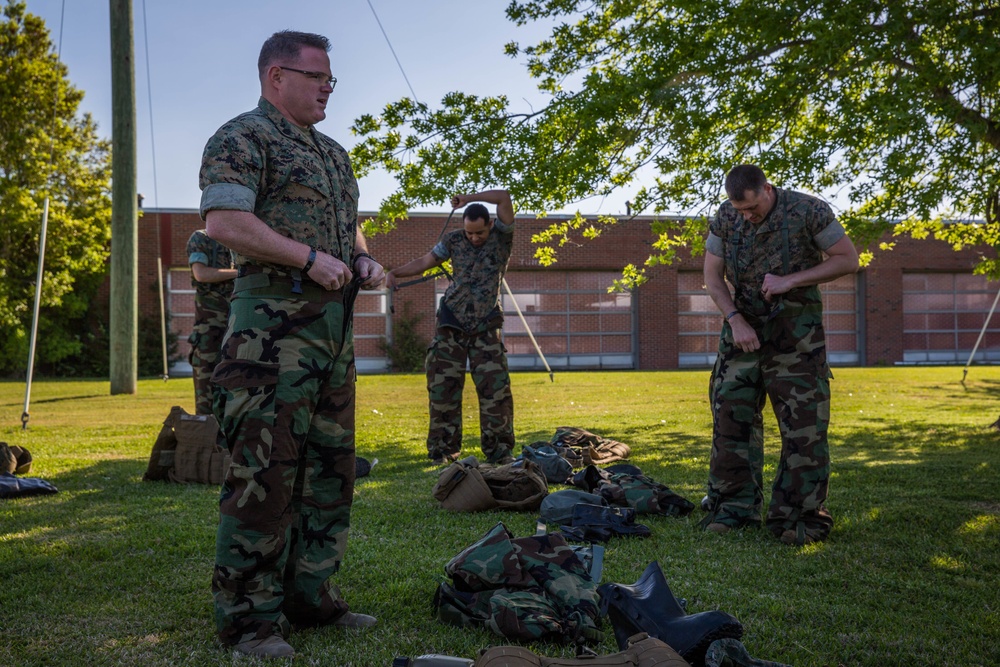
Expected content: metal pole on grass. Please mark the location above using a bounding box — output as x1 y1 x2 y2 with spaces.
502 278 553 382
21 198 50 430
962 282 1000 383
157 256 168 380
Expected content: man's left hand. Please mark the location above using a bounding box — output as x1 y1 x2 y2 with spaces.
761 273 792 301
355 256 386 290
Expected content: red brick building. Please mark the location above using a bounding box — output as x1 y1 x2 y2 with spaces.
138 208 1000 374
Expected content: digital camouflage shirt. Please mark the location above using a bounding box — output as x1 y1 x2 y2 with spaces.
433 218 515 333
198 97 358 268
706 187 845 323
186 229 234 298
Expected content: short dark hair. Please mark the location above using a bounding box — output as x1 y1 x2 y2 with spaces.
258 31 331 78
725 164 767 201
463 203 490 226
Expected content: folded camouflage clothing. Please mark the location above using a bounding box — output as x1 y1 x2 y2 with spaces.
571 464 695 517
434 522 603 644
550 427 632 466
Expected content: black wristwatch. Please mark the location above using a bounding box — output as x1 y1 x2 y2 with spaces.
302 247 317 273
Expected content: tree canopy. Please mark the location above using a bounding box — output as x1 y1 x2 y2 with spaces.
0 0 112 373
350 0 1000 284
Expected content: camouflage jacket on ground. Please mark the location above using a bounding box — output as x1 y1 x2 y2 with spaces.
706 187 845 324
433 219 514 333
186 229 234 298
198 97 359 268
434 522 602 643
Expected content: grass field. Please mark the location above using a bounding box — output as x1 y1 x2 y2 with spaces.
1 367 998 666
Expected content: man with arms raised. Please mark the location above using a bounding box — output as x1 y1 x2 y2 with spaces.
387 190 516 465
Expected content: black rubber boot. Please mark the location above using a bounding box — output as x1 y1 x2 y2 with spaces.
598 561 743 667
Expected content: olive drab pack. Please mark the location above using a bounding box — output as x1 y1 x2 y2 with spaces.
473 632 691 667
550 427 632 466
143 405 230 485
433 522 602 643
433 456 548 512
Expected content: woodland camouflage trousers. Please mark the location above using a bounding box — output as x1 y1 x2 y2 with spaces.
706 306 834 541
210 277 358 646
426 325 514 463
188 291 230 414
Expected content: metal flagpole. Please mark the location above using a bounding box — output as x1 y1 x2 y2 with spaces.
502 278 553 382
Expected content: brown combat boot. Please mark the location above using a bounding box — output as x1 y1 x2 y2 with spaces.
231 634 294 658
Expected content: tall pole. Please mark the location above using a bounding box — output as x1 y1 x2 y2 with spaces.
109 0 138 394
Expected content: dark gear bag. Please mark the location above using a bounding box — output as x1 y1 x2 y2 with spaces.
550 427 631 466
572 464 695 517
539 489 608 526
0 472 58 499
521 443 574 484
434 457 549 512
434 522 603 643
473 632 691 667
560 503 652 542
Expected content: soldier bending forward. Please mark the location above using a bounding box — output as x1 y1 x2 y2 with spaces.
702 164 858 546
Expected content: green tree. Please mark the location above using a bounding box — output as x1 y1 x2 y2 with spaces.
351 0 1000 285
0 0 112 373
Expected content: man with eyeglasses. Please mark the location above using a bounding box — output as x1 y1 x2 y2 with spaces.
199 30 384 659
702 164 859 547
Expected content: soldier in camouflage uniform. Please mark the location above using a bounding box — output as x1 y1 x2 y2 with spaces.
702 164 859 546
186 229 235 414
386 190 516 465
198 30 385 659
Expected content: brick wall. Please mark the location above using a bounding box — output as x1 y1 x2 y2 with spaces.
135 208 994 369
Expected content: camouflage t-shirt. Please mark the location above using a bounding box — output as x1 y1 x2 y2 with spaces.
706 187 845 321
433 218 515 333
198 97 358 269
186 229 234 298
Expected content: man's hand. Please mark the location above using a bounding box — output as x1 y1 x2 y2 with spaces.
354 256 386 290
306 251 353 291
761 273 793 302
385 270 398 291
729 315 761 353
450 194 468 209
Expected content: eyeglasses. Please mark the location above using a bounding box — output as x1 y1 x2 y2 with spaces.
278 66 337 89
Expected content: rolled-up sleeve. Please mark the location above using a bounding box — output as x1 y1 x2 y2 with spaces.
431 241 449 260
705 231 724 257
199 123 262 220
814 219 847 251
200 183 256 219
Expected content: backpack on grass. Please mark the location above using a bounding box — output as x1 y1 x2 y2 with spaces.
433 457 548 512
143 406 230 485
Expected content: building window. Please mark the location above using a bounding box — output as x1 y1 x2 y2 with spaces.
438 272 634 369
903 273 1000 363
820 274 860 365
677 271 720 368
677 271 860 367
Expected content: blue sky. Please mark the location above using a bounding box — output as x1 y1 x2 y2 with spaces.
23 0 637 216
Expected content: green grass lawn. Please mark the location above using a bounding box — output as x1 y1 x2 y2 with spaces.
1 367 998 666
